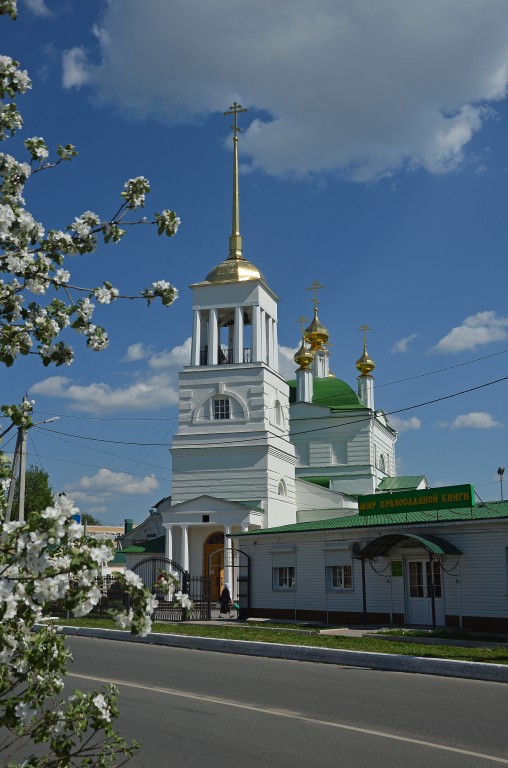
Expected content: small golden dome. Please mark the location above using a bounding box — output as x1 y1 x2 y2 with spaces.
356 347 376 377
294 339 314 370
205 255 265 284
304 308 329 350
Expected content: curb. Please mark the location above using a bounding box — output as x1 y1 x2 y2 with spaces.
42 625 508 683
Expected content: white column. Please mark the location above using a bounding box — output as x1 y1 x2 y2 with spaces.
181 525 189 572
234 305 244 363
224 525 233 595
208 308 218 365
296 368 313 403
358 375 374 409
191 309 201 366
272 316 279 372
260 309 266 363
252 305 261 362
164 526 173 561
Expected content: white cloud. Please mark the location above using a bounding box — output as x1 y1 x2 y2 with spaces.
62 47 92 89
122 342 150 362
431 311 508 353
22 0 51 17
62 0 508 181
30 372 179 414
64 468 158 497
391 334 418 354
451 411 502 429
148 338 191 370
387 415 422 432
278 345 298 381
30 339 192 414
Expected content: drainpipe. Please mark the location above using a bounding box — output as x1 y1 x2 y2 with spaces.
429 552 436 629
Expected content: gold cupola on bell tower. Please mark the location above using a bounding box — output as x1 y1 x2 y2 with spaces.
356 323 375 377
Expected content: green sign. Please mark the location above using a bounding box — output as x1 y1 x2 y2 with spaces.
391 561 403 577
358 484 475 516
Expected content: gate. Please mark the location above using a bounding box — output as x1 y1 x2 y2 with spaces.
131 556 211 621
209 547 250 620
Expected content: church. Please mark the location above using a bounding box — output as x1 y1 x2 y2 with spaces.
121 105 508 630
123 104 406 596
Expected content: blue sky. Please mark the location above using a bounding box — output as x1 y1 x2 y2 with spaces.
2 0 508 524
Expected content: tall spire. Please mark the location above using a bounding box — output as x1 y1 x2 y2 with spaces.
224 101 248 261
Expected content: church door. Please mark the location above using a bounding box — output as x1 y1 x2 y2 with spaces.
203 531 224 601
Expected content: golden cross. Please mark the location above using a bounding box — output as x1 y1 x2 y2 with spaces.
306 280 325 309
359 323 373 347
297 315 309 336
224 102 248 138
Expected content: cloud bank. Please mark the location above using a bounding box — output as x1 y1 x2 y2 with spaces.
62 0 508 181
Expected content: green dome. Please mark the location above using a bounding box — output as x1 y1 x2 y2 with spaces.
288 377 366 410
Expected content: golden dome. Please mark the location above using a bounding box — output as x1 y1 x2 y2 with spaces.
356 347 376 377
304 308 329 350
294 338 314 370
205 254 265 284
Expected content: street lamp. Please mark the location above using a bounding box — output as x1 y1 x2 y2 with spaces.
498 467 505 502
5 414 59 523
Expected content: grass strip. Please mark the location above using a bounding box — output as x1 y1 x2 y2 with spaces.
54 618 508 665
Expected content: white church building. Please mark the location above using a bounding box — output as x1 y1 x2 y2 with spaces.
121 106 508 630
122 104 400 601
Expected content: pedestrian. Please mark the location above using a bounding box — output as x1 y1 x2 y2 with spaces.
219 583 232 618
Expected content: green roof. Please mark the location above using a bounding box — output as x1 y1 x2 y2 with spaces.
237 501 508 536
378 476 427 491
288 377 366 410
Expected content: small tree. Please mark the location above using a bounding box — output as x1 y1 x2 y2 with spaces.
13 464 54 517
0 2 190 765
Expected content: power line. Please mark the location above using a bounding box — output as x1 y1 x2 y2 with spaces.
34 372 508 448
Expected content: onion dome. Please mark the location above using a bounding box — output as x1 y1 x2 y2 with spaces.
356 344 376 377
294 337 314 370
304 307 329 350
205 254 265 284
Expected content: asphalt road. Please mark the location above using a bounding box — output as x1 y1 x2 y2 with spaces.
66 636 508 768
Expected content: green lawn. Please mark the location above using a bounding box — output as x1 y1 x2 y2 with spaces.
51 618 508 665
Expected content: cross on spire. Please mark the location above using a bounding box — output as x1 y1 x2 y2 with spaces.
224 102 248 139
359 323 373 348
297 315 310 337
306 280 325 310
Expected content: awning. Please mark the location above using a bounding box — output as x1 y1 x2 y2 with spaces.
359 533 462 559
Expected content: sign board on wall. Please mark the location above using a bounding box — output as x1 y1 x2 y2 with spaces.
358 484 475 516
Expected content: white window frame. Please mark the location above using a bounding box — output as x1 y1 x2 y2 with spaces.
326 564 353 591
272 566 296 590
213 397 230 420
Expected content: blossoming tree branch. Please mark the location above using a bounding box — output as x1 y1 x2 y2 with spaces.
0 2 191 765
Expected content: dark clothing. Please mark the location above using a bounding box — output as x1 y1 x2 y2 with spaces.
219 586 231 614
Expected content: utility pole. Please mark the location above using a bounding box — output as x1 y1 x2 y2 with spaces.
4 412 59 523
498 467 505 502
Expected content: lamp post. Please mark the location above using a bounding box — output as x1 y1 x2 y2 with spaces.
498 467 505 502
5 414 59 523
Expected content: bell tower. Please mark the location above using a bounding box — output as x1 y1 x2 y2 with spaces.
170 104 297 528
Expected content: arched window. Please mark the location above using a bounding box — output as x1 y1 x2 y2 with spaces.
278 479 287 497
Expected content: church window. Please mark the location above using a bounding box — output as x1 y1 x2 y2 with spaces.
278 479 287 497
213 398 230 420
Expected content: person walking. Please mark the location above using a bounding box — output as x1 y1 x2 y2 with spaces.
219 583 232 618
